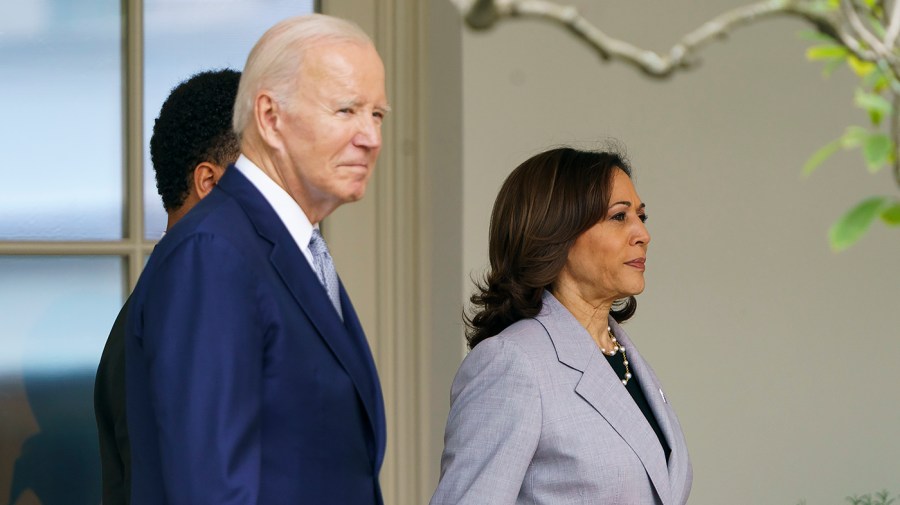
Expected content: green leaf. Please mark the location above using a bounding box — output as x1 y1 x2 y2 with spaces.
869 109 884 126
829 196 889 251
797 30 836 43
806 45 849 62
840 126 870 148
854 89 892 125
808 0 840 12
881 201 900 225
803 140 842 175
862 68 890 92
848 55 877 78
862 133 892 171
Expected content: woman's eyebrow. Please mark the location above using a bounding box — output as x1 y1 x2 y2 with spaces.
607 201 646 209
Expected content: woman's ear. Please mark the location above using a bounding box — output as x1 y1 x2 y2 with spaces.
192 162 227 199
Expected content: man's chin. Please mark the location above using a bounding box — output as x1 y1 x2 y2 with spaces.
343 182 369 202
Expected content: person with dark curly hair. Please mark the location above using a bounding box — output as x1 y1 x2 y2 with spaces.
149 69 242 229
94 68 240 505
431 146 693 505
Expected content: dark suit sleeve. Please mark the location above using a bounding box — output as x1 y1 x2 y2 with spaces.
139 234 265 504
95 300 131 505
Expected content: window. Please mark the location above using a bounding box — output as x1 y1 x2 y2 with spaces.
0 1 312 501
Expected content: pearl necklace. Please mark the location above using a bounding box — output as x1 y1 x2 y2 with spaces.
599 326 632 385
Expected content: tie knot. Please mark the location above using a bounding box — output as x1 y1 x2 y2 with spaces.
307 228 342 320
309 228 329 257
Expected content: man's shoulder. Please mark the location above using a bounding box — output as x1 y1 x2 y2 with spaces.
155 190 257 256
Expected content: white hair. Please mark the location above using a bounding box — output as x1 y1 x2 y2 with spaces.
232 14 373 137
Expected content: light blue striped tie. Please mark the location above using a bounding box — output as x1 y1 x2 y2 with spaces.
309 229 343 320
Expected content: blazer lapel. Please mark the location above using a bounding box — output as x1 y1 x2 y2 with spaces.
537 292 672 505
216 169 384 458
612 319 690 499
611 320 676 451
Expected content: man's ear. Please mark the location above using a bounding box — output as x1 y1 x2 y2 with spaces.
193 162 227 200
254 91 284 150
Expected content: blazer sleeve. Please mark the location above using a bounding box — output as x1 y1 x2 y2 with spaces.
430 337 541 505
139 234 264 505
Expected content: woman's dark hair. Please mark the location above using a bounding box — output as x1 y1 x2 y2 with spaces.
465 146 638 349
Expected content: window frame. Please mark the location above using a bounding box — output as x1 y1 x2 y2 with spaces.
1 1 165 300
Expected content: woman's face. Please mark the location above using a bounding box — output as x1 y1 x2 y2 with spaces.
559 168 650 306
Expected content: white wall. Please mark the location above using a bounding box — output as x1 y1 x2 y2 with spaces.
460 2 900 503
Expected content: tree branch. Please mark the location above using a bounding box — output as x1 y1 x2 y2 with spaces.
883 0 900 49
448 0 888 78
841 0 889 53
449 0 900 192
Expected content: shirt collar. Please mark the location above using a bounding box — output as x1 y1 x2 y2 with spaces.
233 154 316 263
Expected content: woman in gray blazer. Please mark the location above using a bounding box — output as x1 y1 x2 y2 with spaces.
431 147 692 505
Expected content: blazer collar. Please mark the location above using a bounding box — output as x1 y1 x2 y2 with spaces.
216 168 385 467
613 320 692 499
536 291 673 505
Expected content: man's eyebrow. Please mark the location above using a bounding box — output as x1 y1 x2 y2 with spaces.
335 100 392 114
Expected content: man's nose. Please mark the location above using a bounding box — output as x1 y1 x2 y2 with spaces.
353 116 381 149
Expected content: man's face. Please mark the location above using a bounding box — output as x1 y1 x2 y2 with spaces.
277 40 387 217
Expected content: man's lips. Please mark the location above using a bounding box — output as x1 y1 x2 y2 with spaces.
625 258 646 271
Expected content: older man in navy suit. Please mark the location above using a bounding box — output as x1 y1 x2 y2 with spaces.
125 14 388 504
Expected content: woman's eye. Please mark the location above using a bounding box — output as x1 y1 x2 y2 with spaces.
639 214 648 223
611 212 626 221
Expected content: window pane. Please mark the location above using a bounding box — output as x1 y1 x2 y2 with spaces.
0 256 122 503
0 1 123 241
143 0 315 238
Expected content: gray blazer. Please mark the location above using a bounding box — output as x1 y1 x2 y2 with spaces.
431 292 692 505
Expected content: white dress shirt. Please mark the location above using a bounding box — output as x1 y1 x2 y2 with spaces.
233 154 317 269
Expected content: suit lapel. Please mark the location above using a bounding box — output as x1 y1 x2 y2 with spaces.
537 292 672 505
216 169 384 460
339 283 386 469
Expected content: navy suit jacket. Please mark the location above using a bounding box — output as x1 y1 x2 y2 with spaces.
125 168 385 504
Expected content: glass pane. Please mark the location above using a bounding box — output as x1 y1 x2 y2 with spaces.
0 256 123 504
143 0 315 239
0 1 123 241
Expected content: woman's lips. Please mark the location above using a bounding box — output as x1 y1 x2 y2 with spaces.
625 258 646 271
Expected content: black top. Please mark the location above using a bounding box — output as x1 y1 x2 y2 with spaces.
94 299 131 505
604 349 671 462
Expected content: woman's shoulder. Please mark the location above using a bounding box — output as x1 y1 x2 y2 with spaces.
468 317 555 363
452 317 553 396
498 317 551 342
